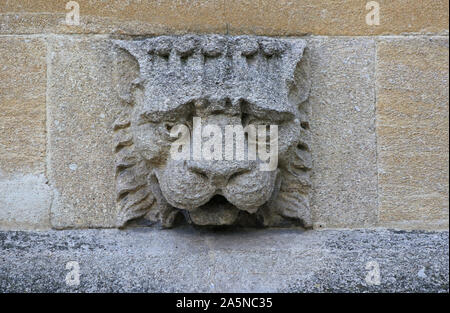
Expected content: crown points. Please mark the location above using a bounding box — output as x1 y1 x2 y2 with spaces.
153 36 172 56
236 36 259 56
137 35 294 60
202 35 226 57
174 35 198 57
260 39 287 56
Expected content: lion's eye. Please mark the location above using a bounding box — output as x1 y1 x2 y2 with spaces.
241 112 250 127
241 112 261 127
164 122 173 132
163 121 192 133
164 122 192 144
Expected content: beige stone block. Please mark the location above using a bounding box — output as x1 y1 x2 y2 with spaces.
223 0 448 36
0 36 47 174
47 36 137 228
376 37 449 229
1 0 447 35
0 173 52 230
307 38 378 228
0 0 226 35
0 36 50 229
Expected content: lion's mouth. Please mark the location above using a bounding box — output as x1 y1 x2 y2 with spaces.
187 195 240 226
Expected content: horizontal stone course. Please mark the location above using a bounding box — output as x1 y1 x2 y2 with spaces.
0 0 448 35
0 228 448 292
225 0 449 36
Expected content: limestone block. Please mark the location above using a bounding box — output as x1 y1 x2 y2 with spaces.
0 228 448 292
0 36 50 230
0 0 447 36
376 37 449 230
0 0 226 35
0 36 46 174
0 174 52 230
307 38 378 228
225 0 449 36
47 36 137 228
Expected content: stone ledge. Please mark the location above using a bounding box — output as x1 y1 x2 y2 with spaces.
0 228 448 292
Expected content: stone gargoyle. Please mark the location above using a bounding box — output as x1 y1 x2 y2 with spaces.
113 35 312 228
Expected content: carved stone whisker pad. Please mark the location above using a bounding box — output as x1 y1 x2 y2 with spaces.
114 35 312 228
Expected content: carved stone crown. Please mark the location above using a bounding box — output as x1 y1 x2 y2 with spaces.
115 35 308 115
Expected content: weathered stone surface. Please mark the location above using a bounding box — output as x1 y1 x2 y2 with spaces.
0 228 448 292
47 36 134 228
0 0 226 35
0 36 46 174
376 37 449 230
225 0 449 36
307 38 378 228
0 0 447 35
0 174 51 230
0 36 50 230
113 35 312 228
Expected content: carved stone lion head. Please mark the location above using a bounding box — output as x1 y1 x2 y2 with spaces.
114 35 312 228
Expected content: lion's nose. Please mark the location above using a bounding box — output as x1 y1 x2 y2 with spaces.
188 162 251 187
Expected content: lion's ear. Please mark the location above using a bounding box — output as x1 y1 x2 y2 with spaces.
113 41 141 106
113 39 150 70
287 45 311 108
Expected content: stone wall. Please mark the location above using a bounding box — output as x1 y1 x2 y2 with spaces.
0 0 448 231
